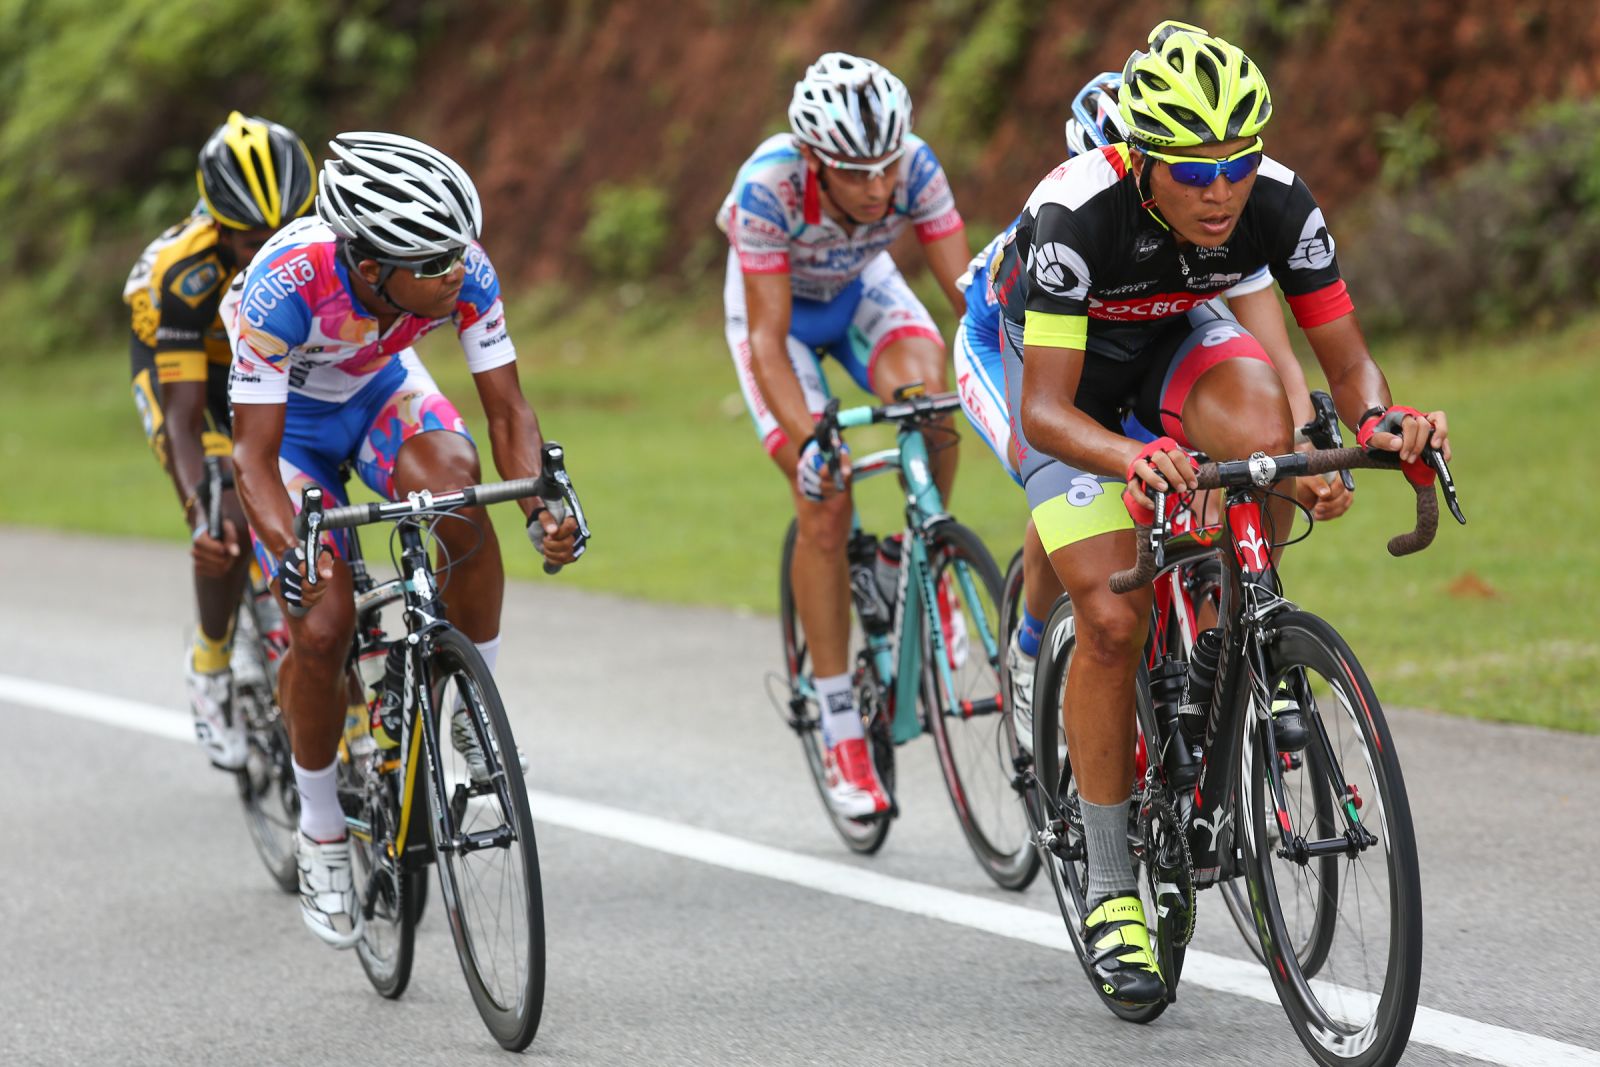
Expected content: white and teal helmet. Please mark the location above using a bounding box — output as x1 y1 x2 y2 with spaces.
788 52 912 160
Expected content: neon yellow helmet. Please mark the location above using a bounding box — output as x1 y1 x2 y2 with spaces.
1117 21 1271 148
196 111 316 230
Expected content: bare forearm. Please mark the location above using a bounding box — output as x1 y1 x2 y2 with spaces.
161 381 208 520
232 407 296 559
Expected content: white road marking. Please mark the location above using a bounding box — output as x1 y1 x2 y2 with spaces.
5 674 1597 1067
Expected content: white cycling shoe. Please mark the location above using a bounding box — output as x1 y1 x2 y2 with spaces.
186 650 246 771
1008 628 1038 755
296 833 364 949
451 707 529 784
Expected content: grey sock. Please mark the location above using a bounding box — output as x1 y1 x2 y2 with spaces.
1082 796 1137 908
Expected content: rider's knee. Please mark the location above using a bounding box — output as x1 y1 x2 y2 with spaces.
795 494 851 555
1073 594 1147 665
1187 361 1293 459
395 431 482 493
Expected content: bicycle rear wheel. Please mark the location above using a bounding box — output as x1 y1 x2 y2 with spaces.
1241 611 1421 1067
1030 595 1174 1024
778 520 894 855
424 628 545 1051
922 524 1038 890
233 594 297 894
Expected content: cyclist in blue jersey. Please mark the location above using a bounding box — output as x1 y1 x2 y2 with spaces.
993 22 1446 1004
953 74 1351 757
717 53 971 818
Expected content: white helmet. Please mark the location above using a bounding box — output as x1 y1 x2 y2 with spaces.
316 131 482 259
788 52 911 160
1064 73 1129 158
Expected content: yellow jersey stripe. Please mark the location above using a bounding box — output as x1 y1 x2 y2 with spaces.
1023 311 1088 350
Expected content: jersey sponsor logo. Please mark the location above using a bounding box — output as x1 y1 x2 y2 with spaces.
1088 291 1217 320
1029 242 1090 301
1190 271 1245 290
1286 208 1335 272
906 141 940 203
1134 232 1164 262
465 246 496 291
172 261 222 307
241 253 318 328
155 325 204 344
739 182 788 232
1067 474 1106 507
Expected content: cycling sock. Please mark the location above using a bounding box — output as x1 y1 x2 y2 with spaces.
292 757 346 842
475 635 501 675
1082 796 1138 907
1018 607 1044 659
191 616 237 674
815 672 861 748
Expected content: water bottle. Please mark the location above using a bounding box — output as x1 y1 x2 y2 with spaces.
1180 627 1223 743
371 642 407 750
874 533 903 615
847 532 892 635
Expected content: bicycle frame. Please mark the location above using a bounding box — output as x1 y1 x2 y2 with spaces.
830 405 1002 746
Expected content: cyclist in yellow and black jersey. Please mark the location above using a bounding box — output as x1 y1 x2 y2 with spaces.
123 110 315 770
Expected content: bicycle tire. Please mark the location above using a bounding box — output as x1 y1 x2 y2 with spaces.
922 524 1038 890
1240 610 1421 1067
424 627 546 1051
343 722 419 1000
778 520 894 855
1030 594 1176 1024
233 595 298 894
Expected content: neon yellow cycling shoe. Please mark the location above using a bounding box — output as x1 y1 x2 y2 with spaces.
1083 895 1166 1004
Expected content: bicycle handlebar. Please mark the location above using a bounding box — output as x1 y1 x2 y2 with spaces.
1109 446 1461 594
286 442 590 616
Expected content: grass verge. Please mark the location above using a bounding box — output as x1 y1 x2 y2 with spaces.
3 288 1595 731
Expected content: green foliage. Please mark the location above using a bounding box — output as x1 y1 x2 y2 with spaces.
580 182 671 281
1343 97 1600 337
0 0 438 353
921 0 1042 168
1194 0 1335 50
1374 100 1440 191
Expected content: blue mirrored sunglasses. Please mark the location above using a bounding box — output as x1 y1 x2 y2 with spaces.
1142 137 1263 187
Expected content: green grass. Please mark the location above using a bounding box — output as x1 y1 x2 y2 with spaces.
4 289 1597 731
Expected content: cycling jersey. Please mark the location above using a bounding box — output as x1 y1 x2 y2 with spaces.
995 144 1351 361
225 216 514 407
124 212 238 384
716 132 964 303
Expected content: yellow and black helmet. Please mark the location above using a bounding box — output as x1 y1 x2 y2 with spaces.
195 111 317 230
1118 21 1272 148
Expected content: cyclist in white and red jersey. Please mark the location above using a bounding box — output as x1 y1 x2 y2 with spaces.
227 132 579 948
1000 22 1449 1004
717 52 971 819
952 73 1351 759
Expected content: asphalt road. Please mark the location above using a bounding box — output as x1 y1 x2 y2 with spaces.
2 527 1597 1066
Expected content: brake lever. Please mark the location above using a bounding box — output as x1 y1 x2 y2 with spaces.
1150 489 1167 570
1425 448 1466 524
1303 391 1355 493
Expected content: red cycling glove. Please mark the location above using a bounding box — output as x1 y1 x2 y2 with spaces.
1122 436 1198 525
1358 405 1436 488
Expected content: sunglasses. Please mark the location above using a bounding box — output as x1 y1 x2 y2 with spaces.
376 247 466 279
1141 137 1263 187
814 144 906 183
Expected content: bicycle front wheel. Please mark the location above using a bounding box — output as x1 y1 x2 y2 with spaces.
922 524 1038 890
778 520 894 855
424 628 545 1051
1241 611 1421 1067
233 598 298 894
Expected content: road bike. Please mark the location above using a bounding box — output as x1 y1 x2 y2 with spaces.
1021 429 1463 1066
776 387 1037 890
291 441 590 1051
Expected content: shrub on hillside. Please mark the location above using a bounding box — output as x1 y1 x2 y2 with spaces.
581 183 670 282
1341 98 1600 337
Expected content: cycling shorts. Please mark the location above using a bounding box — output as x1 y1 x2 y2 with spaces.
1005 300 1272 554
953 309 1019 486
723 248 943 455
129 332 232 479
249 349 470 577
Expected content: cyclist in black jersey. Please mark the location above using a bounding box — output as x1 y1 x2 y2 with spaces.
998 21 1451 1005
123 112 316 769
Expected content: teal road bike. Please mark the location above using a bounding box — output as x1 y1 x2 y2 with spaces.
776 387 1038 890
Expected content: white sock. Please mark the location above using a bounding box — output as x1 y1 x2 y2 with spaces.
815 673 860 747
293 757 346 842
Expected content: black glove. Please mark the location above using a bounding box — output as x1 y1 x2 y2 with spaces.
278 546 310 611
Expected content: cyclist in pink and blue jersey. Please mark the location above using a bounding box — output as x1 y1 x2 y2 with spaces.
717 53 971 819
227 132 579 949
